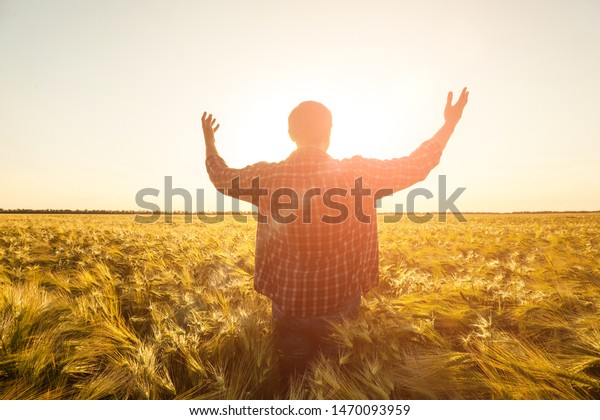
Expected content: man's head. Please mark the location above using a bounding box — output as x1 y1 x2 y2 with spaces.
288 101 332 151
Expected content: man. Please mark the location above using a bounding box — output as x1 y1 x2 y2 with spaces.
202 88 468 374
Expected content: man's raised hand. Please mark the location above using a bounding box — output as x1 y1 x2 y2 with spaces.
444 87 469 128
202 112 220 145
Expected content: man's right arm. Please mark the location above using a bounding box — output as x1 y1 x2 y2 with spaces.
344 88 469 195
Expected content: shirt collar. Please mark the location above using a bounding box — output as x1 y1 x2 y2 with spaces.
288 147 332 160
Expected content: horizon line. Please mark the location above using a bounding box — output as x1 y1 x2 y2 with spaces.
1 209 599 215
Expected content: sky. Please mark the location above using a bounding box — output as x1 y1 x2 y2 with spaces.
1 0 599 212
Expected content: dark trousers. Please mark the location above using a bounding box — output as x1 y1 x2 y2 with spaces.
271 294 360 377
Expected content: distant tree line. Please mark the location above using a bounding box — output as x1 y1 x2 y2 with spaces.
0 209 598 215
0 209 259 214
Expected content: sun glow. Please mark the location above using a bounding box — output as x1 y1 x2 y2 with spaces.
224 90 416 167
326 98 399 160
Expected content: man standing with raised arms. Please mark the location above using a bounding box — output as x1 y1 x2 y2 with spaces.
202 88 468 375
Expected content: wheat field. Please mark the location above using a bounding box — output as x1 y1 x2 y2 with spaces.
0 213 599 399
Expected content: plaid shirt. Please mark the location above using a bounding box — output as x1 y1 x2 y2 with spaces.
206 136 445 317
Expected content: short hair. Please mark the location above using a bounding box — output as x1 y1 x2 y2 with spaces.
288 101 332 146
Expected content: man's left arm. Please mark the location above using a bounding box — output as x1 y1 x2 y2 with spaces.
202 112 221 159
202 112 271 204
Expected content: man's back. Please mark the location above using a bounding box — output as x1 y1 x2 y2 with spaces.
254 147 378 317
